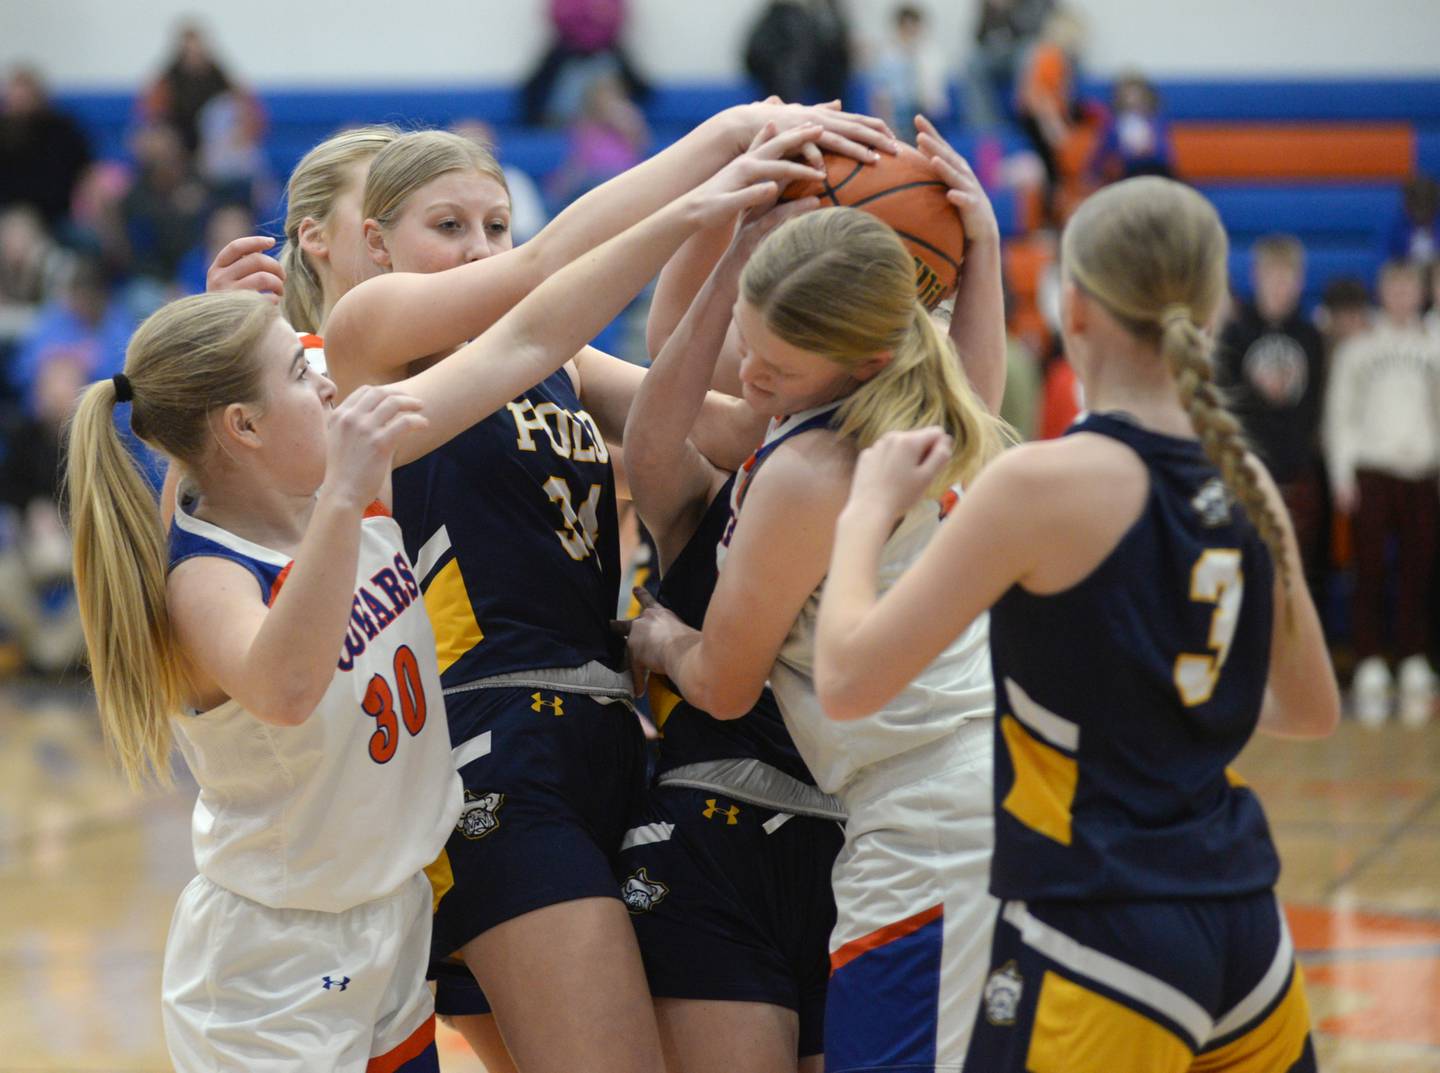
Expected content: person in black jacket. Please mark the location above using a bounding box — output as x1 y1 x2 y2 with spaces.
1217 234 1328 600
0 66 93 228
744 0 852 105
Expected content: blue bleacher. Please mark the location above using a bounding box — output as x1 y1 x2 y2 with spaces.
50 76 1440 305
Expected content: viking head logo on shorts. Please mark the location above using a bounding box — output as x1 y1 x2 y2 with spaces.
983 960 1023 1026
456 790 504 839
621 867 669 914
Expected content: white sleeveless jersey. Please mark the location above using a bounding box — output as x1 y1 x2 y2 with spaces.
718 405 995 796
169 493 463 912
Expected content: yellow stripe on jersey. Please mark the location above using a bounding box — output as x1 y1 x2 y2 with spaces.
647 674 684 732
1190 966 1313 1073
422 559 485 675
1225 766 1248 788
1027 969 1193 1073
1000 713 1078 846
424 848 455 913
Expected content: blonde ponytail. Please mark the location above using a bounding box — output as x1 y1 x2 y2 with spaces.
742 208 1009 494
67 379 183 787
64 291 277 786
1061 176 1293 609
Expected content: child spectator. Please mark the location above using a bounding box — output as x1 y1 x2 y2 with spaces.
1324 260 1440 726
547 72 650 208
1217 235 1327 599
1087 72 1172 183
868 5 950 140
1317 276 1373 349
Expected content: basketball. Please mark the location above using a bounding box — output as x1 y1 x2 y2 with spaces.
783 142 965 310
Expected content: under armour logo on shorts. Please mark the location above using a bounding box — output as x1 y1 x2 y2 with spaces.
321 975 350 992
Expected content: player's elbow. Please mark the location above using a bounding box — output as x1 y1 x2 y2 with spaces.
248 680 325 728
816 665 882 722
690 672 763 721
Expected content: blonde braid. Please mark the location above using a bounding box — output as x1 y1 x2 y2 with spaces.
1158 303 1294 612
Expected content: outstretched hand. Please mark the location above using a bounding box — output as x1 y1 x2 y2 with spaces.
915 115 999 249
206 235 287 302
739 98 898 166
685 123 827 229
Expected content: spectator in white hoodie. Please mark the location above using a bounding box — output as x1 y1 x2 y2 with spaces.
1325 259 1440 726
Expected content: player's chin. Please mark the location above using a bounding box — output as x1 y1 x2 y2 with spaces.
740 382 784 415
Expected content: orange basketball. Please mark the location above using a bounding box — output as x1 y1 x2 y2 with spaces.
783 143 965 310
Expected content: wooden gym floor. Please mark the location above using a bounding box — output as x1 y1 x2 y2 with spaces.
0 680 1435 1072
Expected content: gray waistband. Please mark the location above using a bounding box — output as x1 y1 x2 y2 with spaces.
443 660 632 699
659 758 848 821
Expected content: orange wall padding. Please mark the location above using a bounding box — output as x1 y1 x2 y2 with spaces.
1171 123 1414 180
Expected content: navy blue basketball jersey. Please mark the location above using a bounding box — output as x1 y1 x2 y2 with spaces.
648 473 816 785
988 411 1279 902
391 368 622 687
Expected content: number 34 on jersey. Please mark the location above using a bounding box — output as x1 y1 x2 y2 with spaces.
507 397 609 564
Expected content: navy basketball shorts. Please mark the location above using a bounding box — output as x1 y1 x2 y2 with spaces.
428 684 647 1016
966 891 1317 1073
616 784 844 1058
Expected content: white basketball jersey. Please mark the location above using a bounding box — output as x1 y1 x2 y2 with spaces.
170 494 463 912
718 408 994 796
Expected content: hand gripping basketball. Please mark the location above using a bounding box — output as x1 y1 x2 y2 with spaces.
683 123 827 229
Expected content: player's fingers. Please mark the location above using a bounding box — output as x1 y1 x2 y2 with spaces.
750 123 825 158
801 140 825 169
816 130 880 163
212 234 275 268
723 181 782 216
610 617 634 637
745 158 827 187
747 120 778 153
634 586 659 610
233 271 286 296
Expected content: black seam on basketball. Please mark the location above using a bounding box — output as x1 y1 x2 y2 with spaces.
893 229 962 273
848 180 951 209
829 159 866 197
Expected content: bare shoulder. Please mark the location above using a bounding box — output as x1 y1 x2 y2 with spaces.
974 433 1145 506
755 428 856 507
167 555 268 621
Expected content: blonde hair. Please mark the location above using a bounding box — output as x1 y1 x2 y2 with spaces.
741 207 1008 492
279 125 401 333
1061 176 1293 607
362 129 508 233
66 292 278 786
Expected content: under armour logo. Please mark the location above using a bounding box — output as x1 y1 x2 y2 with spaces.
321 976 350 992
702 798 740 824
531 692 564 716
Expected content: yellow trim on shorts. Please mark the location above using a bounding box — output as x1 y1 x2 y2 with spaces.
1000 713 1078 845
1191 966 1312 1073
422 559 484 675
647 674 683 732
424 848 455 913
1026 969 1193 1073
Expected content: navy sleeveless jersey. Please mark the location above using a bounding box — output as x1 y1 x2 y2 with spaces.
647 473 816 785
391 368 622 687
988 412 1279 902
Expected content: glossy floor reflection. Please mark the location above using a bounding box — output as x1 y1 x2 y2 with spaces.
1 683 1436 1072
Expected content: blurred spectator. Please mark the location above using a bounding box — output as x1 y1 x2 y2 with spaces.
1324 260 1440 726
451 120 549 244
548 73 650 208
744 0 853 106
964 0 1054 132
196 89 273 211
10 258 132 413
1014 7 1086 223
1317 276 1372 350
1387 174 1439 271
867 5 950 140
121 123 208 284
522 0 650 127
66 160 132 277
0 206 76 356
140 21 236 153
999 332 1041 440
1087 72 1172 183
0 355 85 674
1216 235 1327 598
0 65 93 227
177 202 257 295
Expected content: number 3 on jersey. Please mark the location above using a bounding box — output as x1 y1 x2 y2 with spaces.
363 644 428 763
1174 549 1244 706
544 475 601 561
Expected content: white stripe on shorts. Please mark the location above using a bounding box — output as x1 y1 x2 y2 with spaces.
452 731 492 771
621 822 675 851
1002 900 1213 1048
1209 902 1293 1042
